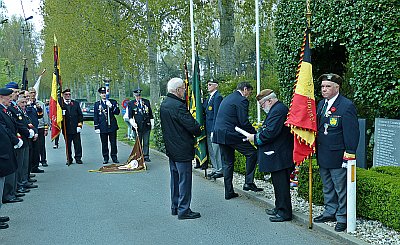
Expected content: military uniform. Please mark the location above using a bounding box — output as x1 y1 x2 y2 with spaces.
94 87 120 164
128 88 153 162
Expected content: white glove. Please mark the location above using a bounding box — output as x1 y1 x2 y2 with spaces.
129 118 138 129
150 119 154 130
77 127 82 133
95 129 100 134
210 132 214 141
106 100 112 108
14 138 23 149
28 129 35 138
62 110 66 115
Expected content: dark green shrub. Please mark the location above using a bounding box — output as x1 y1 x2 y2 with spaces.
152 99 166 154
357 167 400 231
297 158 324 205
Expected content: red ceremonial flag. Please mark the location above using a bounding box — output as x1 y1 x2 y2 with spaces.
50 35 63 140
285 27 317 165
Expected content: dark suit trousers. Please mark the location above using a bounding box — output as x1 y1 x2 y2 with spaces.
169 159 192 215
66 133 82 161
38 128 47 163
100 131 117 160
220 142 257 195
29 139 40 171
271 167 293 220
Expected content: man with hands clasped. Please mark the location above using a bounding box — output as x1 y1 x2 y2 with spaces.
94 87 120 164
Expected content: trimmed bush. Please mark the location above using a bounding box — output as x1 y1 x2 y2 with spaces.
297 159 324 205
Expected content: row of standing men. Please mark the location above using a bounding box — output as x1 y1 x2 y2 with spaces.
160 74 359 234
0 82 49 230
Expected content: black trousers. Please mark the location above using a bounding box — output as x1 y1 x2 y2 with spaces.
29 139 40 171
220 142 257 196
100 131 117 161
271 167 293 220
65 133 82 162
38 128 47 163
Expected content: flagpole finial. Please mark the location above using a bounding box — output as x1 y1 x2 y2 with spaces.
54 34 57 45
306 0 312 27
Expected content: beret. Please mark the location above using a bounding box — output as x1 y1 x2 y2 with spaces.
318 73 343 87
62 88 71 94
0 88 13 96
256 89 274 101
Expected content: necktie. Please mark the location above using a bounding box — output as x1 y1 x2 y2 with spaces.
320 101 328 117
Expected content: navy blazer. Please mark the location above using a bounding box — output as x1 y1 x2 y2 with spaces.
128 98 153 132
255 101 294 172
316 94 359 169
213 90 256 145
94 99 120 133
203 90 223 134
60 100 83 135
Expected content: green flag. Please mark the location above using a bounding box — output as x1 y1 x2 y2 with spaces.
190 54 208 166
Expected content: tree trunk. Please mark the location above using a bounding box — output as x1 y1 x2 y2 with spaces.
146 1 159 106
218 0 235 76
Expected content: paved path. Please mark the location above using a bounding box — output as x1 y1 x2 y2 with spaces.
1 125 342 245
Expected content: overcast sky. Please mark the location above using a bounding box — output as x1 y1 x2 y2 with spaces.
3 0 43 31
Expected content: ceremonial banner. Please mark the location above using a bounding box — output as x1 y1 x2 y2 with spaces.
190 54 208 166
285 26 317 164
49 35 63 141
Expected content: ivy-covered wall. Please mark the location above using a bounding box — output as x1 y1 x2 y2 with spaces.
275 0 399 121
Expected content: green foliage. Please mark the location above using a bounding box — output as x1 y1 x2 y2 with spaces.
152 98 166 154
275 0 400 118
357 167 400 231
297 159 324 205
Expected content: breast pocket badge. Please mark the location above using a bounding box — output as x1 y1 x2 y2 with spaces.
329 115 340 127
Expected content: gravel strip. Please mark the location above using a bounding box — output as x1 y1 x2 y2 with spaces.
226 172 400 245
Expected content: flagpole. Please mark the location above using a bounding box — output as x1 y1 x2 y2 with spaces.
255 0 261 123
190 0 195 71
306 0 313 229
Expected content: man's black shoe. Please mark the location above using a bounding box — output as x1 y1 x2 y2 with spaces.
16 188 30 193
335 222 347 232
265 208 277 216
29 174 36 178
103 160 109 164
0 222 9 229
178 210 201 220
25 183 38 189
3 197 23 203
269 214 292 222
42 162 48 167
213 173 223 179
0 216 9 222
76 160 83 164
112 159 120 163
225 193 239 200
171 209 178 216
28 178 37 183
243 183 263 192
144 158 151 162
31 168 44 173
15 193 25 198
313 214 336 223
207 172 215 179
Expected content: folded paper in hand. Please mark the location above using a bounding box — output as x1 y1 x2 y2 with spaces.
235 126 251 137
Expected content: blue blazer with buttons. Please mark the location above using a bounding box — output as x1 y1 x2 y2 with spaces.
94 99 120 133
203 90 223 134
316 94 359 169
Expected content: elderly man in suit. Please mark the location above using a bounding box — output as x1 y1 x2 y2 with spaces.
60 89 84 165
203 79 224 179
94 87 120 164
247 89 294 222
313 73 359 232
128 88 154 162
213 81 263 200
0 87 23 229
160 78 202 220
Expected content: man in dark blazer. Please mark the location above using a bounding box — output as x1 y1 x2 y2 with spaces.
128 88 153 162
0 88 21 229
0 88 23 208
60 89 84 165
247 89 294 222
160 78 201 220
213 81 263 200
94 87 120 164
203 79 223 178
313 73 359 232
